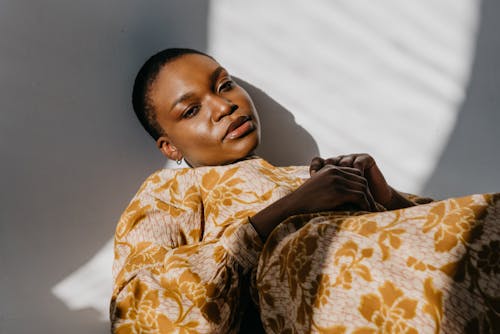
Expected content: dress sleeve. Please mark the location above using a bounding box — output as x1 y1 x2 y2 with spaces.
110 170 263 334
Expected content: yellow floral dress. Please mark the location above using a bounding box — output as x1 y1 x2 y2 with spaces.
111 157 500 333
256 194 500 333
110 157 308 333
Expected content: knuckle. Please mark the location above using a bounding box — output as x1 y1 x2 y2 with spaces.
326 166 338 174
351 168 361 175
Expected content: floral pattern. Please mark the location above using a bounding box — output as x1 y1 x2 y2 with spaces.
257 193 500 333
422 196 489 252
111 157 307 333
111 157 500 333
357 281 418 334
115 280 162 333
477 240 500 275
332 241 374 289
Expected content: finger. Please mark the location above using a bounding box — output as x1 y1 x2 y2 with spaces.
309 157 324 176
338 155 355 167
317 165 365 180
341 189 371 212
322 183 370 212
324 156 342 166
331 173 376 211
333 166 363 177
316 165 362 179
364 187 378 212
337 169 377 211
331 174 368 192
352 154 375 176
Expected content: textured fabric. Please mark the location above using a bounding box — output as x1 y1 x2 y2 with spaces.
256 194 500 333
110 157 499 333
110 157 308 333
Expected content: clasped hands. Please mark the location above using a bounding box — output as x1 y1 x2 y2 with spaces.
248 153 404 240
293 153 394 213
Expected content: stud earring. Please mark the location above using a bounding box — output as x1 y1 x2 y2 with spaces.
176 158 182 165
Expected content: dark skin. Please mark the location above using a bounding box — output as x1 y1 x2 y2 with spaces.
148 53 417 241
250 156 416 240
150 54 261 167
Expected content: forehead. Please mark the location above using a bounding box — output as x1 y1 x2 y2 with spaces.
150 54 221 107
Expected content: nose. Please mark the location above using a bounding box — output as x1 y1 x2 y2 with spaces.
210 95 238 122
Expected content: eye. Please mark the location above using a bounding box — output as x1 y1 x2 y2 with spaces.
182 105 200 119
219 80 234 92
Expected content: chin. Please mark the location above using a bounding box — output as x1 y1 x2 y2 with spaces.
198 132 260 167
233 132 259 158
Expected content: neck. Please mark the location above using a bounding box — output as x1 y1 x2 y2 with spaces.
231 153 259 164
186 153 259 168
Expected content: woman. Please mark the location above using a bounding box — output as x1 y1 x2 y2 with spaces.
111 48 499 333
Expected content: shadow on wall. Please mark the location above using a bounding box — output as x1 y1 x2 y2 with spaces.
423 0 500 199
237 78 320 166
0 1 211 334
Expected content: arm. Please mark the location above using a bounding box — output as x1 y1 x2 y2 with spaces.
110 172 262 333
385 186 435 209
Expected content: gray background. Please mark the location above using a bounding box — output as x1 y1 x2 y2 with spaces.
422 0 500 198
0 1 209 333
0 0 498 333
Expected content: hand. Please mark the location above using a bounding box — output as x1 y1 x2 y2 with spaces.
290 164 378 213
310 154 393 207
250 159 379 241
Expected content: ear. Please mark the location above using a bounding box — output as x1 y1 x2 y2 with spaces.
156 135 182 161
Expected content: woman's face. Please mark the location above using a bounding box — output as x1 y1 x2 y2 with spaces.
149 54 261 167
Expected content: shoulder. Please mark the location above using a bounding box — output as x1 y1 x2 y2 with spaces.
126 167 200 209
115 168 200 238
252 157 309 179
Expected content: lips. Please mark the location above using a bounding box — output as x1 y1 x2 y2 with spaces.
224 115 252 139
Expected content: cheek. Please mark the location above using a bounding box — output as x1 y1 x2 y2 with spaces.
176 122 218 151
191 122 217 140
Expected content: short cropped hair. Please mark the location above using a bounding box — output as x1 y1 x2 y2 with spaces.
132 48 212 141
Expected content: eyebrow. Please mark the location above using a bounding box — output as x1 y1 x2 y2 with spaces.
169 66 226 113
169 92 195 114
209 66 225 90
